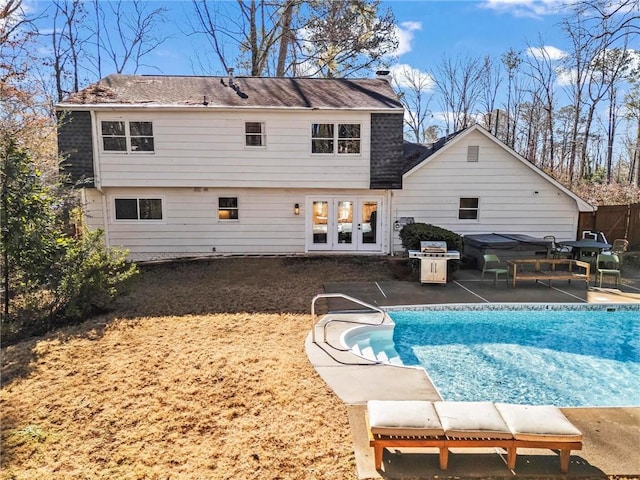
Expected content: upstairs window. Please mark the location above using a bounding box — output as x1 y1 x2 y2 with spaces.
245 122 266 147
115 198 163 220
102 121 126 151
218 197 239 220
101 120 154 153
459 197 479 220
129 122 154 152
338 124 360 153
311 123 334 153
311 123 360 154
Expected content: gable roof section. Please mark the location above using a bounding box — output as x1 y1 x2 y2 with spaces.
58 74 403 110
402 129 466 173
403 124 594 212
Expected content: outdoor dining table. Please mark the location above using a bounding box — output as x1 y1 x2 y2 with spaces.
559 239 612 266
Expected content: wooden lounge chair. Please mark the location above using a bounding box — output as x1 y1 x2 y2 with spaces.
367 400 582 473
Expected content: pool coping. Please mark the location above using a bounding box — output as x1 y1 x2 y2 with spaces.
305 277 640 478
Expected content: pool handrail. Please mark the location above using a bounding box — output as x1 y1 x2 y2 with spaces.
311 293 386 345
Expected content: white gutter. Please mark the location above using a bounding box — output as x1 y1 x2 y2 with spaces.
56 103 403 114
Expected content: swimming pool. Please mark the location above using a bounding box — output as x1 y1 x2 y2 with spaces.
345 304 640 407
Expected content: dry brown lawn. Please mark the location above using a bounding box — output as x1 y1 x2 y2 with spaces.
1 256 401 480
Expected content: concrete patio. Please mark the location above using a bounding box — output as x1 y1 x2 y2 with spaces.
306 266 640 479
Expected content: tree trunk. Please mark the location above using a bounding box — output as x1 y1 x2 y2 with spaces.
276 1 294 76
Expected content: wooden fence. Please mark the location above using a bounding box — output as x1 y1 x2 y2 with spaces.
578 203 640 250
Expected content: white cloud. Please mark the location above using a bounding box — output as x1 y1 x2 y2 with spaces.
480 0 569 18
556 67 575 87
394 21 422 57
390 63 434 90
527 45 568 61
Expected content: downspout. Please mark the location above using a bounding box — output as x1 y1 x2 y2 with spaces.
388 190 394 256
89 110 110 248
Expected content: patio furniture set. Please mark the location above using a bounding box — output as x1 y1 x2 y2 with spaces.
480 233 627 288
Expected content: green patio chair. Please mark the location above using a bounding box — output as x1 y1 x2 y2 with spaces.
481 254 509 285
596 253 621 288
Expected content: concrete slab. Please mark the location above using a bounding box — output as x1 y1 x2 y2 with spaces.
308 267 640 479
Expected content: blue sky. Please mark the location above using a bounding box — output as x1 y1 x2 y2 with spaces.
27 0 576 79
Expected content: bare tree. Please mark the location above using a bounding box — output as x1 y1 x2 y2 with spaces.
560 7 600 185
50 0 86 102
578 0 639 48
189 0 397 77
522 41 560 171
624 76 640 185
433 55 484 133
297 0 397 77
391 65 435 143
88 0 168 75
500 49 526 149
1 0 36 85
478 56 502 135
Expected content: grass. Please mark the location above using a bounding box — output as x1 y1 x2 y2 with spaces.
1 256 401 480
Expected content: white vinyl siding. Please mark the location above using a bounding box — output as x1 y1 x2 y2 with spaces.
391 129 581 253
84 186 387 260
95 111 371 189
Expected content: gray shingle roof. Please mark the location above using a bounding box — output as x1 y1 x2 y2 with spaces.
60 74 403 110
402 129 466 173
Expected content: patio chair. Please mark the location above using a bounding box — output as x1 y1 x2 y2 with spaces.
481 254 509 285
611 238 629 262
596 253 621 288
543 235 571 259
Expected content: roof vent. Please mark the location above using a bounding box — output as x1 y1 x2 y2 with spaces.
227 67 235 87
376 70 391 83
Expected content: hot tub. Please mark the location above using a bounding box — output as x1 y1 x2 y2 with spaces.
463 233 552 269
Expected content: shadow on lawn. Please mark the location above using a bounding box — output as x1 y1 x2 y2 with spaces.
1 256 400 386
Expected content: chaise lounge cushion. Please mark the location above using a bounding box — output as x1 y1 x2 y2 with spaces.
367 400 444 437
434 401 513 439
495 403 583 442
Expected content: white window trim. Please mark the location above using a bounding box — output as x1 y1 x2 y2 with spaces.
217 196 240 222
112 196 166 222
244 121 267 148
100 119 155 154
310 122 361 156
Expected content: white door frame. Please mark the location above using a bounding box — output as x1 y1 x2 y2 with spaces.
305 196 383 252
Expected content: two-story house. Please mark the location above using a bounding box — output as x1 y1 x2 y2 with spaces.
57 73 592 261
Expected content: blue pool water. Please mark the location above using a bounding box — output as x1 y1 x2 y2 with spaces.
388 306 640 407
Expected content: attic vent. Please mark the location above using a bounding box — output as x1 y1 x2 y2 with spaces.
467 145 479 162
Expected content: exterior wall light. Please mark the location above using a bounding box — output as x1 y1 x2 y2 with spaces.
294 203 300 215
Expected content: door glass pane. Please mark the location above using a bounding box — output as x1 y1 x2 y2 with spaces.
312 201 328 244
337 201 353 244
361 201 377 244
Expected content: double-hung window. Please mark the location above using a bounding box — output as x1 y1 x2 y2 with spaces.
245 122 266 147
311 123 360 154
458 197 479 220
115 198 163 220
101 121 154 153
218 197 239 220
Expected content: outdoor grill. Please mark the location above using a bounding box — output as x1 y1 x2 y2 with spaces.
408 241 461 284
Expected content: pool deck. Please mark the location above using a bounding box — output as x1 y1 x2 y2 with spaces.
305 267 640 479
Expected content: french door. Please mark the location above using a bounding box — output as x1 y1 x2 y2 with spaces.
307 197 382 251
